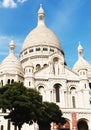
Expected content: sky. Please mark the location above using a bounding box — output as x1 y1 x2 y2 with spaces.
0 0 91 68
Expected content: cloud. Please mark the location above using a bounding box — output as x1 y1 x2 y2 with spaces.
17 0 28 3
2 0 17 8
1 0 28 8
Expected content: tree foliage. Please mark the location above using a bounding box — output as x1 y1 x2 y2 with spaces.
0 82 66 130
37 102 66 130
0 82 42 129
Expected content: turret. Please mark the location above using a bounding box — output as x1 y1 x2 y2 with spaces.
0 40 24 86
24 59 34 88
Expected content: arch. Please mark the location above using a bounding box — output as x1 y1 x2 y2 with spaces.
7 79 10 84
36 64 41 71
38 86 45 101
77 119 88 130
53 57 59 63
11 79 14 84
43 64 47 67
60 120 70 130
69 86 77 108
53 83 62 102
53 119 70 130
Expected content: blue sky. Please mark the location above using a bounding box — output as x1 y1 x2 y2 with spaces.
0 0 91 68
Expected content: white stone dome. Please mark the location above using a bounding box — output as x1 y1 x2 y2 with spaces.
22 25 61 51
73 43 91 79
21 5 61 51
0 41 23 76
73 57 90 71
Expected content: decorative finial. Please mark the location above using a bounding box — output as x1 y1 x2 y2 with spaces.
9 40 15 53
77 41 84 58
38 4 45 26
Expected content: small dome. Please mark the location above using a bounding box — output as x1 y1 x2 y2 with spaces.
73 44 91 78
21 5 62 52
0 41 23 76
73 57 90 71
73 42 88 71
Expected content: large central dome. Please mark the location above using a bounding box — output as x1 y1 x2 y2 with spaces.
22 25 61 50
22 4 61 51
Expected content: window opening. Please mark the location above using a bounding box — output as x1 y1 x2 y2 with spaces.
8 79 10 84
29 49 33 53
72 96 76 108
36 48 40 51
43 48 48 51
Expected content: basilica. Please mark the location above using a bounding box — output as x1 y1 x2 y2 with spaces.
0 5 91 130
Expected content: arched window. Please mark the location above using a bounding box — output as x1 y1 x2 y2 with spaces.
36 48 40 51
43 64 47 67
11 79 14 84
29 49 33 53
70 87 76 108
77 120 88 130
53 57 59 63
8 79 10 84
43 48 48 51
36 64 41 70
54 84 61 102
38 86 45 101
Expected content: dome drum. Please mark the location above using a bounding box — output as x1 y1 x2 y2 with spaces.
20 45 64 62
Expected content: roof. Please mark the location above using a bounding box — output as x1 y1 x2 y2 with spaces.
21 5 62 51
0 40 23 76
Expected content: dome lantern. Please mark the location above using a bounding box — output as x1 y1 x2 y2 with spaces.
78 42 84 58
9 40 15 53
38 4 45 26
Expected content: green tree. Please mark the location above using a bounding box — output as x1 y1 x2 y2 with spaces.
0 82 42 130
37 102 66 130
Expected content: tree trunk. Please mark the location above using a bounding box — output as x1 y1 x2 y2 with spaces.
38 124 51 130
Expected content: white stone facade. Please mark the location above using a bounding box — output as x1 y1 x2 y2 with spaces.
0 5 91 130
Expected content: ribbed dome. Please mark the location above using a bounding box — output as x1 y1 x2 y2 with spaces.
22 5 61 51
73 57 90 71
0 41 23 76
73 43 91 78
22 25 61 51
